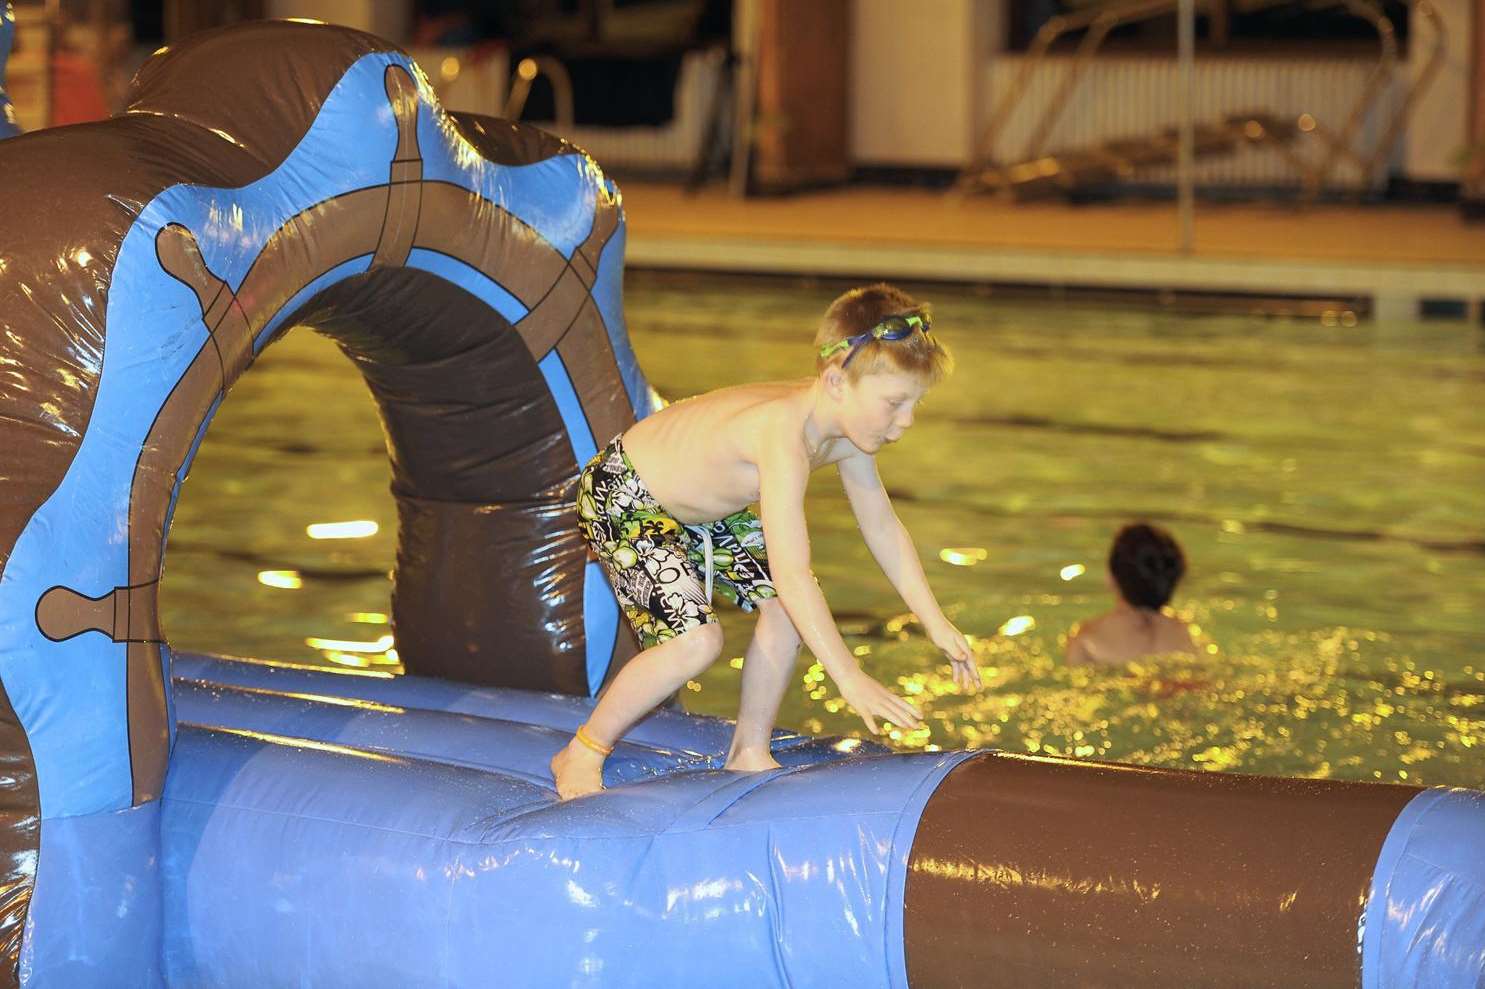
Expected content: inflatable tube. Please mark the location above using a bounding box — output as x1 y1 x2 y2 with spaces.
1 19 1482 987
171 653 883 771
0 3 17 140
166 653 1485 987
159 722 970 988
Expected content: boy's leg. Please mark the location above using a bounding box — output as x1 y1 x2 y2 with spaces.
699 510 795 771
725 596 801 772
550 622 723 799
561 436 723 799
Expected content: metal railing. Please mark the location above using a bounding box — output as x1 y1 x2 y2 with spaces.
957 0 1445 201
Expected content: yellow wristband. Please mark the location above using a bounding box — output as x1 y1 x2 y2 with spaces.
574 725 614 756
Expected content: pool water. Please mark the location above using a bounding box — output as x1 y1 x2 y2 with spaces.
162 272 1485 787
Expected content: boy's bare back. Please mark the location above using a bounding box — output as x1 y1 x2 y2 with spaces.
622 379 851 523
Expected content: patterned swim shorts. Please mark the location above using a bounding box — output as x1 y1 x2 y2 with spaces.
576 434 777 649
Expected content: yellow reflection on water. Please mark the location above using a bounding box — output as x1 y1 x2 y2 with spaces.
999 615 1036 637
321 646 401 669
940 547 988 567
1059 564 1086 581
305 634 395 653
258 570 302 589
306 520 379 539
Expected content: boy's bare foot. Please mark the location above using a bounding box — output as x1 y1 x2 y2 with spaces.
550 737 606 800
724 747 782 773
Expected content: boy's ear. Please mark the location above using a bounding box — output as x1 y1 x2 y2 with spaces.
822 364 847 398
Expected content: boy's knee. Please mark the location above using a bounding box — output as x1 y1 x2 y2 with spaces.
677 621 724 673
756 598 801 650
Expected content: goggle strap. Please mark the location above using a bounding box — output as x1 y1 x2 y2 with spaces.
816 313 932 362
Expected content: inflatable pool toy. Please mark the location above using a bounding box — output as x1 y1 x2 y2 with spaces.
0 3 19 139
0 19 1481 988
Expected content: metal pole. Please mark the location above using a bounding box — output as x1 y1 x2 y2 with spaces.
729 0 760 197
1177 0 1195 253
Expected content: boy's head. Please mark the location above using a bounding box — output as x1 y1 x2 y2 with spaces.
1108 523 1186 610
814 284 954 454
815 283 953 386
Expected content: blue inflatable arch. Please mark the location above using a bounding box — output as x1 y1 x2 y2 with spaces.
0 3 17 139
1 18 656 976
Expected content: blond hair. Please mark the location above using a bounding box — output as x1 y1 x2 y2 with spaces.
814 283 954 385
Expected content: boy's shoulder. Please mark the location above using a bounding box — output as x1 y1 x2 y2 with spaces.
1071 611 1112 637
697 378 807 401
695 379 810 430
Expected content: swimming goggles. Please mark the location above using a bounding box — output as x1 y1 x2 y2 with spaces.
818 312 933 368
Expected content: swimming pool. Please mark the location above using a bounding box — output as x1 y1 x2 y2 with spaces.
162 271 1485 787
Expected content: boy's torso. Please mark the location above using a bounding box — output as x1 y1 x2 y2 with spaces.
620 379 855 524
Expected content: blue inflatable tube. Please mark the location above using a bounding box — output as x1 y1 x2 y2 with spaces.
170 652 876 764
169 652 1485 988
171 659 884 784
1363 787 1485 987
160 720 969 987
170 650 1485 980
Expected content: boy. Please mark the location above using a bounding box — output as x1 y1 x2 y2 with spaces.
1066 522 1199 665
551 283 980 799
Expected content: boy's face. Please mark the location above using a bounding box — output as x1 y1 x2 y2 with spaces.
831 368 929 454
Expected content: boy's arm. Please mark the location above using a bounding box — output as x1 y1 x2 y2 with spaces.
757 441 923 734
837 450 981 690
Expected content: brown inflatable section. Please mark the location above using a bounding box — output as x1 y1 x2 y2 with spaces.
0 19 645 979
904 753 1421 988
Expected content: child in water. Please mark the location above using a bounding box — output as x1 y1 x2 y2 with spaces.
1066 522 1198 666
551 283 981 799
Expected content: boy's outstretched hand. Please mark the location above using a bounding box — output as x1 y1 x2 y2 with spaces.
927 618 982 691
837 670 923 735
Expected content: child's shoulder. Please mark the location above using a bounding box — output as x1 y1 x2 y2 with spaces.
1071 611 1113 637
713 377 808 398
700 379 811 428
1153 611 1198 651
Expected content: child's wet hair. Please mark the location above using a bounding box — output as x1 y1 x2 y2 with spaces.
815 283 954 385
1109 523 1186 610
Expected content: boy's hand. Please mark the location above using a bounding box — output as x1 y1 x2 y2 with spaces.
836 670 923 735
927 618 982 691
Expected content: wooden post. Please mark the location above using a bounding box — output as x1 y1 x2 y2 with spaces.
749 0 851 194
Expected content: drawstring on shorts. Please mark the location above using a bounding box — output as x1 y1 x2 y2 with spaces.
698 526 714 604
